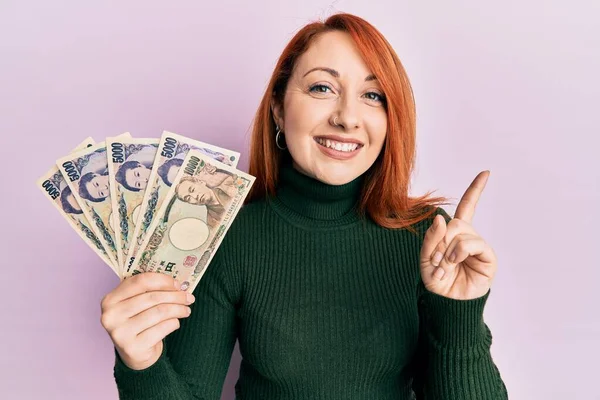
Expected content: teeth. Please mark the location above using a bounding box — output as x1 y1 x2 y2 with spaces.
316 138 360 152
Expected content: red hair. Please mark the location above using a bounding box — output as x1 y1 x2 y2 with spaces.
246 12 452 232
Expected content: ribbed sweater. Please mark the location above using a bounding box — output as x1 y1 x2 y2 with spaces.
113 159 508 399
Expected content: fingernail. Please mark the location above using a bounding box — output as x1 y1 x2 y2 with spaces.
449 251 456 263
434 267 445 280
432 251 443 266
186 293 195 304
174 279 180 290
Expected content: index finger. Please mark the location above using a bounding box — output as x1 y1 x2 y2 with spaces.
103 272 179 307
454 170 490 224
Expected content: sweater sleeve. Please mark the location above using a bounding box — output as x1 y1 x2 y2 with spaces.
411 284 509 399
410 207 508 399
112 248 241 400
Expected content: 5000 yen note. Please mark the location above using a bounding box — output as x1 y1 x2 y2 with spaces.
107 137 159 270
37 137 117 274
56 132 131 276
130 150 254 293
122 131 240 278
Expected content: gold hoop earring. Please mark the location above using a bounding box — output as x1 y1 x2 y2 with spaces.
275 125 287 150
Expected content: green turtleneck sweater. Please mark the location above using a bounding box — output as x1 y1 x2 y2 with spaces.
113 160 508 399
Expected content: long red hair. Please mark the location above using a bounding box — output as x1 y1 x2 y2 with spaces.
246 12 452 232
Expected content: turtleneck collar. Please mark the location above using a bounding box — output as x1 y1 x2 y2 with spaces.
268 157 365 229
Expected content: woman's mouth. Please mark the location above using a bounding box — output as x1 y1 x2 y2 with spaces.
313 137 363 160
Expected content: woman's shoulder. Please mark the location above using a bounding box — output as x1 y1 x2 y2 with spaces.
377 206 452 241
408 206 453 240
237 197 270 221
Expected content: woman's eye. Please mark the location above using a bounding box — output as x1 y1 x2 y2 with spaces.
364 92 385 103
309 84 333 94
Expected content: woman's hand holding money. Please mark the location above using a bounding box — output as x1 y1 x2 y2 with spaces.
100 273 195 370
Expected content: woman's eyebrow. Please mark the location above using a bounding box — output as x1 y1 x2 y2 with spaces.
303 67 377 81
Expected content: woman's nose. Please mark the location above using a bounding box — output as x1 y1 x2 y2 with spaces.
335 96 360 130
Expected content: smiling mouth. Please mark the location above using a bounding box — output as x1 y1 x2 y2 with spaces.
314 137 363 153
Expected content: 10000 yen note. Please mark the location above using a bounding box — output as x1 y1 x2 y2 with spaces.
56 132 131 276
107 137 159 270
36 137 117 274
130 150 254 293
122 131 240 278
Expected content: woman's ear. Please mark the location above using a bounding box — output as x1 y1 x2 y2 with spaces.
270 97 284 130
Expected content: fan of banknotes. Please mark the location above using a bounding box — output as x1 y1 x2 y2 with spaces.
37 131 255 293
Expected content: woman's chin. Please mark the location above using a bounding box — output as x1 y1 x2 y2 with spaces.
292 158 365 185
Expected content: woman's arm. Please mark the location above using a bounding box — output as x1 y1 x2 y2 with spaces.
113 248 241 400
411 282 508 399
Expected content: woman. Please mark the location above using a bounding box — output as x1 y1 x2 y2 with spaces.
157 157 184 187
79 170 110 203
115 160 153 192
103 13 508 399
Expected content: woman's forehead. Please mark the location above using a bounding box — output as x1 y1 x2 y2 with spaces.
296 31 372 79
126 167 139 178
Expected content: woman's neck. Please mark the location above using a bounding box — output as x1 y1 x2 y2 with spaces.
268 157 366 229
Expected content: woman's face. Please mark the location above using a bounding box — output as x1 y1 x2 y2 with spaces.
166 164 180 186
85 174 109 200
65 192 81 212
125 164 151 190
273 30 388 185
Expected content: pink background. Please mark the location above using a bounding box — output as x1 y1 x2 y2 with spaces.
2 1 598 399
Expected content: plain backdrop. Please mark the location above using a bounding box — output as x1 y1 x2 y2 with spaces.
1 1 598 399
